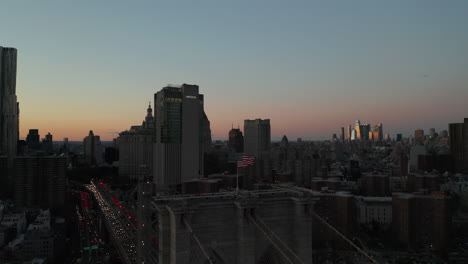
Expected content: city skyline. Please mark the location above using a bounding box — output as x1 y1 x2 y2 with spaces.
1 1 467 141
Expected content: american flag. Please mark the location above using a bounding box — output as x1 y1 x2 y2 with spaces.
237 155 255 168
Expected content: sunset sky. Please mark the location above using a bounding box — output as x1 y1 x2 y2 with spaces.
1 0 467 141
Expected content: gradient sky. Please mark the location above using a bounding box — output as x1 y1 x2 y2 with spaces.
1 0 467 141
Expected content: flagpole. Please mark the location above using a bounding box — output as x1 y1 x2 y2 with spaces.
236 164 239 195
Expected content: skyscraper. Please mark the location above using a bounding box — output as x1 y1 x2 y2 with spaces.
361 124 371 141
0 46 19 164
244 119 271 159
83 130 103 165
340 127 345 142
373 123 383 141
449 118 468 172
354 120 362 140
154 84 210 187
347 125 352 141
228 127 244 153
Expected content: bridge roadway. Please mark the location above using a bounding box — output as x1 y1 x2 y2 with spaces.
86 180 140 264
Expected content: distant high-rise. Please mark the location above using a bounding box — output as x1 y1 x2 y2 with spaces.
347 125 352 141
396 134 403 142
228 127 244 153
154 84 210 187
373 123 383 141
26 129 40 150
414 129 424 144
449 118 468 172
0 46 19 164
440 130 448 138
340 127 345 142
244 119 271 159
42 132 53 153
354 120 362 140
83 130 103 165
361 124 371 141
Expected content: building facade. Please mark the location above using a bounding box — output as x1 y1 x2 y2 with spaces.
244 119 271 159
153 84 211 187
13 154 67 211
83 130 103 165
118 103 155 181
449 118 468 173
228 128 244 153
0 46 19 164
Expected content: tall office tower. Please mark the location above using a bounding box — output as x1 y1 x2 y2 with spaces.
244 119 271 159
385 134 390 141
332 133 337 141
154 84 210 187
0 47 19 164
429 128 437 138
414 129 424 144
361 124 371 141
26 129 41 150
228 127 244 153
119 103 155 181
373 123 383 141
369 131 374 142
396 134 403 142
13 153 67 211
449 118 468 172
354 120 362 140
347 125 352 141
83 130 103 165
340 127 345 142
42 132 53 153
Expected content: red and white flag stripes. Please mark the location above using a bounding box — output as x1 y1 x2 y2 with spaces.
237 155 255 168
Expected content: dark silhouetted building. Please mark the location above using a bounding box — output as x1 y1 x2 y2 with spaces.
42 132 53 153
13 153 67 211
417 154 453 173
396 134 402 142
0 46 19 165
26 129 40 150
154 84 210 187
347 125 352 141
83 130 102 165
449 118 468 172
244 119 270 159
392 193 451 253
118 103 154 180
361 174 390 197
228 127 244 153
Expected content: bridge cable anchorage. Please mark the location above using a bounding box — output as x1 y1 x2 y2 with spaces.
248 214 304 264
182 216 215 264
